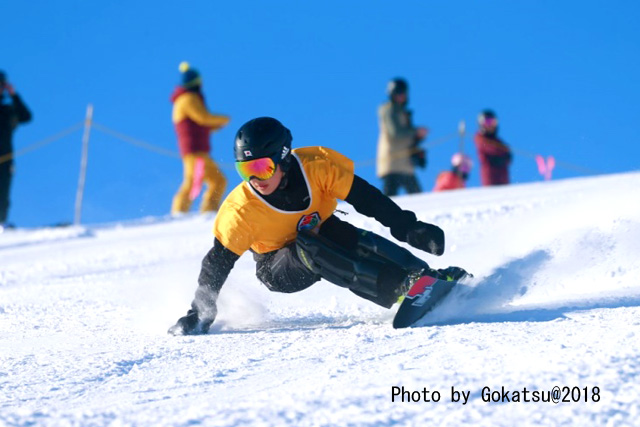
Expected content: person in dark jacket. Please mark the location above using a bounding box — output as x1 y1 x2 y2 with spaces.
474 109 512 186
169 117 469 335
0 71 32 228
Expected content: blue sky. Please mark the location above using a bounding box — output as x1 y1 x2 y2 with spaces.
3 1 639 227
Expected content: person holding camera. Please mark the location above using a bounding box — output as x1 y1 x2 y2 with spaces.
0 71 32 230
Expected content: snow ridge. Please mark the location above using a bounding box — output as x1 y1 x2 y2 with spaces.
1 172 639 426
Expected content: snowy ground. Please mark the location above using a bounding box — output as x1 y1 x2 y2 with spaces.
1 172 640 427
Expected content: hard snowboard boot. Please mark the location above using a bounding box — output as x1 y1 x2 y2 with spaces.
436 266 473 282
395 266 473 305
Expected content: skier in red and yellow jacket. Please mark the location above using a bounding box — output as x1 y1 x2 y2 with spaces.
170 62 230 215
169 117 469 335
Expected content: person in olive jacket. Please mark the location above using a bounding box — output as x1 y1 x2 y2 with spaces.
0 71 32 228
376 78 428 196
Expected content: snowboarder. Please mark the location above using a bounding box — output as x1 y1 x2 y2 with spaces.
376 78 428 196
474 109 512 186
169 117 468 335
0 71 32 230
433 153 473 192
170 62 230 215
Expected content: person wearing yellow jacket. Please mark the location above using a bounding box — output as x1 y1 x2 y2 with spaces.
170 62 230 215
168 117 470 335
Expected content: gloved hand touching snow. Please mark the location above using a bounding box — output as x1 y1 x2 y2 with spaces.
168 287 218 336
168 307 215 336
388 211 444 256
405 221 445 256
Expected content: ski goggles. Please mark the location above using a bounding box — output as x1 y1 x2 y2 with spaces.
235 156 277 181
480 117 499 128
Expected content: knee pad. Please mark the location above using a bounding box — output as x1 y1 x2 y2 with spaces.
297 228 437 308
254 246 319 293
296 230 382 297
356 229 430 273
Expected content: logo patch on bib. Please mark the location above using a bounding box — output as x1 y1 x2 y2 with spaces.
297 212 321 231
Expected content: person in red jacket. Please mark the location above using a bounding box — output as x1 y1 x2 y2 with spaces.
170 62 230 215
433 153 472 192
474 110 512 186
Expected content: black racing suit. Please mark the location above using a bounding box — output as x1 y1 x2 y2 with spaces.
173 159 427 333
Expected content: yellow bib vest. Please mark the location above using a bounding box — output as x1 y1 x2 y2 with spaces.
213 146 355 255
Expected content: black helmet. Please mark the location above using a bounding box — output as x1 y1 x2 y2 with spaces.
478 109 497 125
234 117 293 170
387 77 408 97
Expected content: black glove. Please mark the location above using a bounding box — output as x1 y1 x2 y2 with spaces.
168 309 197 335
411 149 427 169
167 307 214 336
389 210 417 242
405 221 445 256
168 283 219 336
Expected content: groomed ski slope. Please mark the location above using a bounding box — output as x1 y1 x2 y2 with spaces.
1 171 639 427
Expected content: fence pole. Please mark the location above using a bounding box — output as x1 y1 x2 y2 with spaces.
458 120 466 154
74 104 94 226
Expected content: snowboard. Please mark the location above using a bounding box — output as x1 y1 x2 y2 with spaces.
392 275 458 328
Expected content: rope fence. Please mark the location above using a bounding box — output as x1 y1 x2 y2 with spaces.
3 105 606 224
0 122 84 165
509 146 601 175
354 132 459 168
92 123 181 160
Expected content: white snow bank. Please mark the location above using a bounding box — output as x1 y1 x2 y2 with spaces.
1 172 639 427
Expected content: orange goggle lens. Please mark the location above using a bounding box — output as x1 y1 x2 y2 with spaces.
235 157 277 181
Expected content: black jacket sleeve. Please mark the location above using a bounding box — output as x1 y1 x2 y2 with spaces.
11 94 32 124
192 238 240 319
198 237 240 293
344 175 417 242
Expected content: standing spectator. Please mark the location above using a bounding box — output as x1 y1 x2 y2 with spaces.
376 78 428 196
0 71 32 230
474 109 512 186
433 153 473 192
171 62 230 215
